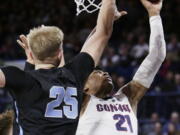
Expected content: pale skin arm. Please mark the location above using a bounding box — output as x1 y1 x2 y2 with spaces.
0 35 31 88
81 0 127 66
17 35 34 65
0 70 5 88
116 0 165 114
79 10 127 117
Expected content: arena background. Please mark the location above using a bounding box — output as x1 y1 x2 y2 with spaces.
0 0 180 134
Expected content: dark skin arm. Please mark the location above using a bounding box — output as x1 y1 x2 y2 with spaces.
116 0 164 114
116 81 147 114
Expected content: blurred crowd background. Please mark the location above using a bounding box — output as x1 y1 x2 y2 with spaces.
0 0 180 134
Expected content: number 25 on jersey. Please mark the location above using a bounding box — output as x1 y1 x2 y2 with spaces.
45 86 78 119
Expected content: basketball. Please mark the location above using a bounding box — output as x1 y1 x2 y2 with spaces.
148 0 160 3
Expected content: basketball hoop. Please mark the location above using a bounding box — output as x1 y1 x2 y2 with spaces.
74 0 102 15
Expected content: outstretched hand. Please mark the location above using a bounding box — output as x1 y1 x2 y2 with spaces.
140 0 163 17
17 35 34 64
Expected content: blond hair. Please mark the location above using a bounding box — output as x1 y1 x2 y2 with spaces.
27 26 64 61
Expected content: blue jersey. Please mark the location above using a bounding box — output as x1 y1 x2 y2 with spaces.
1 53 94 135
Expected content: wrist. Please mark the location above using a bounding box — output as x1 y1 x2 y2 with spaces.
148 10 160 17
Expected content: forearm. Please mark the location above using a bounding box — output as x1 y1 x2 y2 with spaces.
81 0 116 66
133 16 166 88
85 27 96 43
96 0 115 36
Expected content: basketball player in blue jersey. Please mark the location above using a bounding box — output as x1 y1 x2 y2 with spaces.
0 0 126 134
76 0 166 135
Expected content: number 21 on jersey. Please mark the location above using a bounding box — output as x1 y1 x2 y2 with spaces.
114 114 133 133
45 86 78 119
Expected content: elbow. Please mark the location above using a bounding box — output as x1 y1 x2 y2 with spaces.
158 44 166 62
161 50 166 62
159 52 166 62
161 40 166 62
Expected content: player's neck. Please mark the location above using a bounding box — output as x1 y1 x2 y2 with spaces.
80 94 90 117
35 63 56 70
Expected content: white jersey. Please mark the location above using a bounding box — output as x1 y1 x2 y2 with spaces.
76 93 138 135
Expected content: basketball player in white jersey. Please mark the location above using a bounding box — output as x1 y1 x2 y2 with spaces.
76 0 166 134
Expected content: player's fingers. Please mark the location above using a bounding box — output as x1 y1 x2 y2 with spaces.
17 40 26 49
114 11 127 20
115 11 127 19
119 11 128 16
20 35 28 47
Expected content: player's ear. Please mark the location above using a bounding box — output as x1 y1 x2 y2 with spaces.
29 51 34 60
58 49 62 60
58 48 66 67
29 52 34 60
83 88 89 94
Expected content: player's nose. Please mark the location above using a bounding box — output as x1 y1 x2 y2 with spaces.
103 72 109 76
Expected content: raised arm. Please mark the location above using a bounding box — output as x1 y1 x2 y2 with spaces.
17 35 34 65
17 35 35 71
116 0 166 113
0 35 32 88
81 0 127 66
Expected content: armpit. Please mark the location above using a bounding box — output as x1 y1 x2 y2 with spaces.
122 81 148 104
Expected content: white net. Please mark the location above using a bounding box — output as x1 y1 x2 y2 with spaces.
75 0 102 15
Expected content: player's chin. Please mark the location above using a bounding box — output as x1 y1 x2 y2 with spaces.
108 82 114 91
106 78 114 88
105 80 114 94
